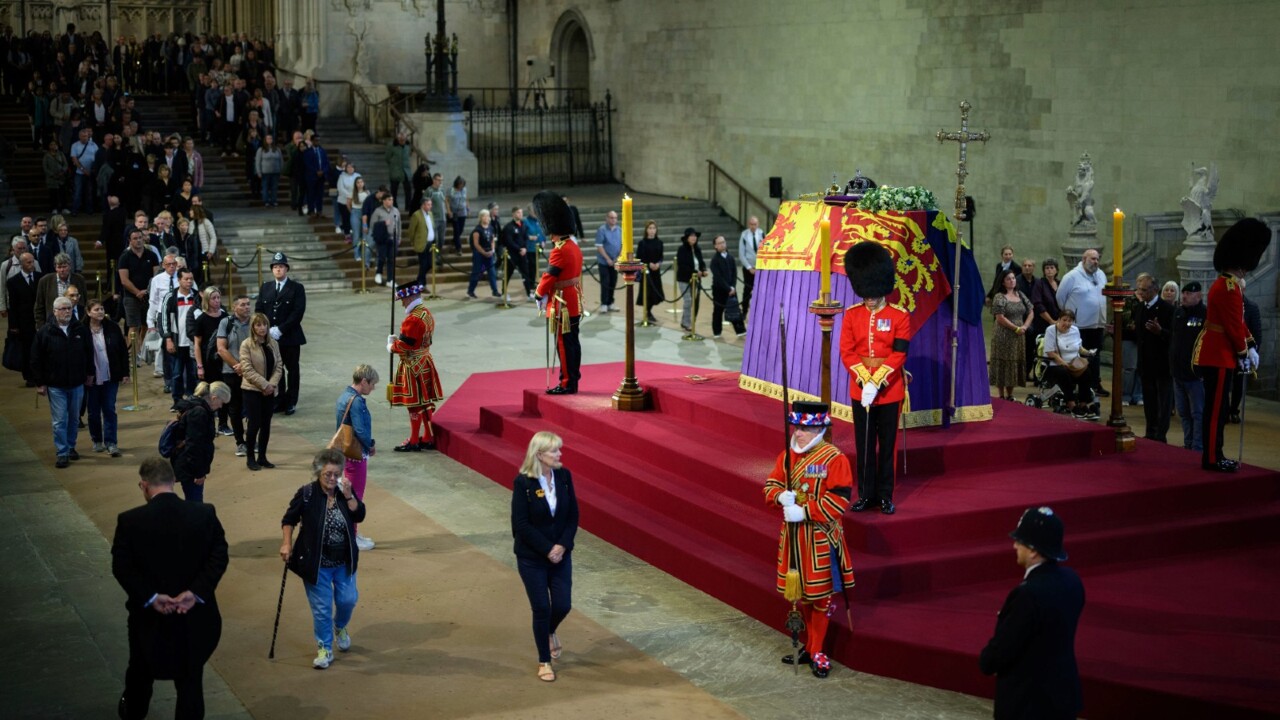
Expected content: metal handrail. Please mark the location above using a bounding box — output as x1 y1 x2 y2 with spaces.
707 159 777 231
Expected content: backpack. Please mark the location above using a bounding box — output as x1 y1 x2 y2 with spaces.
158 405 190 458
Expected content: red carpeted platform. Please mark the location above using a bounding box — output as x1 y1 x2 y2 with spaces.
434 362 1280 719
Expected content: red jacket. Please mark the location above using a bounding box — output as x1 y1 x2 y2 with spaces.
535 238 583 319
839 301 911 405
1193 273 1254 369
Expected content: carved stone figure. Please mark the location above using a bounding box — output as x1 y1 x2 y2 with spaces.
1066 153 1096 232
1180 163 1219 238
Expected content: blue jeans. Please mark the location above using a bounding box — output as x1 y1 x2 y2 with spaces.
375 238 397 280
47 385 83 456
467 252 497 296
354 218 373 267
261 173 279 205
167 346 198 404
516 554 573 663
180 477 204 503
1173 376 1204 451
304 564 359 651
85 381 120 445
72 172 94 213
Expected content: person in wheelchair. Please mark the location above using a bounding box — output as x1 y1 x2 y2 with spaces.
1042 309 1097 419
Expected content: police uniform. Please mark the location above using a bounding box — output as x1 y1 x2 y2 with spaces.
532 191 584 394
1192 218 1270 472
389 284 443 450
763 401 855 678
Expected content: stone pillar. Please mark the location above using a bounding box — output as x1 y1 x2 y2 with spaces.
405 111 479 191
1061 228 1098 271
1175 227 1218 291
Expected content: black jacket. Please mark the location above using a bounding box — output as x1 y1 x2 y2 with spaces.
88 319 131 383
510 470 579 561
255 277 307 346
5 269 42 335
675 243 706 284
1169 302 1206 381
171 397 216 482
979 561 1085 720
500 219 527 256
1132 297 1174 377
111 493 228 676
710 251 739 295
281 481 366 585
30 318 92 388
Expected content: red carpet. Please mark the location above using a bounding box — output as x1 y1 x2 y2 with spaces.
435 362 1280 719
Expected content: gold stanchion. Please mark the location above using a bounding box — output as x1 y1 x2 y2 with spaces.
612 255 649 411
95 271 102 300
255 244 264 288
122 329 149 412
222 254 233 297
496 250 514 309
426 245 441 300
682 277 704 341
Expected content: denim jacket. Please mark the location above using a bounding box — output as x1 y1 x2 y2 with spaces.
335 385 374 455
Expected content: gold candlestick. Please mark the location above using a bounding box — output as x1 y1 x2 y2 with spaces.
612 255 649 411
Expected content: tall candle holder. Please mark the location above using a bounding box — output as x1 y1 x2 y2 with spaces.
809 296 844 440
612 255 649 411
1101 277 1136 452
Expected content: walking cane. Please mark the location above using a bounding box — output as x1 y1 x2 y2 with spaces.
268 563 288 659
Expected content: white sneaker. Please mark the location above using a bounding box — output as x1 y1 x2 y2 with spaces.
313 644 333 669
235 443 247 457
355 534 375 551
374 272 383 286
336 627 352 651
93 442 106 453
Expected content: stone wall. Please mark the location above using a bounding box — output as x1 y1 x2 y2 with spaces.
505 0 1280 282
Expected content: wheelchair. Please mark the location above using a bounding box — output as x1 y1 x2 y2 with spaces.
1023 334 1099 418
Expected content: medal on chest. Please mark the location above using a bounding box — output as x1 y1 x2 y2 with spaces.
876 317 892 332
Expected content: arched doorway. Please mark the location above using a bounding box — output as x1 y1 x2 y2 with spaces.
551 11 593 107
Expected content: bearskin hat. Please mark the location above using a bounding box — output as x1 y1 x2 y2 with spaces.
532 190 576 238
843 241 896 299
1213 218 1272 273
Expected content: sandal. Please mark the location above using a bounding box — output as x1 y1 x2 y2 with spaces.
538 662 556 682
549 633 562 660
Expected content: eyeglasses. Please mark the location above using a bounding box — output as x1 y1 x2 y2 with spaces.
321 471 342 480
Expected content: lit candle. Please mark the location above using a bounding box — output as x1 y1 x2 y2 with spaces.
621 194 633 260
819 217 832 297
1112 208 1124 279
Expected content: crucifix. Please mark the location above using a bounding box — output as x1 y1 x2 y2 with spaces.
935 99 990 427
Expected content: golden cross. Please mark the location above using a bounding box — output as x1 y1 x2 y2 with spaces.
936 100 991 218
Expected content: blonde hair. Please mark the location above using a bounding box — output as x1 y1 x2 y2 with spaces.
201 285 221 312
193 380 231 403
518 431 563 477
248 312 271 344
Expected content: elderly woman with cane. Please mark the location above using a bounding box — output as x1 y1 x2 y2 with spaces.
280 447 366 670
511 431 579 682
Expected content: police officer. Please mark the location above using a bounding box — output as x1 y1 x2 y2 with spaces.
255 252 307 415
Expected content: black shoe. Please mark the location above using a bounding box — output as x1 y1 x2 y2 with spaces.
851 497 875 512
646 314 658 323
258 459 276 469
247 460 261 471
68 449 81 461
880 499 896 515
284 406 297 416
420 440 437 451
1095 387 1110 397
1203 459 1238 473
781 649 812 666
810 652 832 679
1228 412 1242 424
55 456 70 469
394 441 421 452
546 386 577 395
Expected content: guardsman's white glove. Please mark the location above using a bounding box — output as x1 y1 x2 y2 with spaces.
778 490 796 507
861 382 878 408
783 504 806 523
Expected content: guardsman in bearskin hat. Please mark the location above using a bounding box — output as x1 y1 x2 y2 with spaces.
980 507 1085 720
839 241 911 515
763 400 856 679
532 190 584 394
1193 218 1270 472
387 281 444 451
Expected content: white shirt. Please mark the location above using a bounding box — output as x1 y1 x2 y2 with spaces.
172 292 197 347
147 271 198 328
1055 262 1107 329
1043 324 1083 366
538 469 558 516
738 228 762 271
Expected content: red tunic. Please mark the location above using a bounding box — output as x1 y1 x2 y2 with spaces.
535 238 584 319
1192 273 1254 369
839 301 911 405
763 442 856 601
390 301 444 408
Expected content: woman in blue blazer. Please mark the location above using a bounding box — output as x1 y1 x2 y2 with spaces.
510 431 579 682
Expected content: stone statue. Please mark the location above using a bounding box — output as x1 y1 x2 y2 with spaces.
1180 162 1219 238
349 19 370 82
1065 153 1096 232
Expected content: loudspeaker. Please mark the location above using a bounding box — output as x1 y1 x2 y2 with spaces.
768 177 783 198
962 195 976 221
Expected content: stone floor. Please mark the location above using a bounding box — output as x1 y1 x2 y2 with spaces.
3 285 1276 719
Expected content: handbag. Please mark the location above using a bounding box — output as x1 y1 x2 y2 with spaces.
1065 356 1089 377
3 334 22 372
328 395 363 460
724 295 742 323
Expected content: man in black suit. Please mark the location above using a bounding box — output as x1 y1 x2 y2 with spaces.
112 457 228 720
709 235 746 338
1132 272 1174 443
980 507 1085 720
4 252 42 384
255 252 306 414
